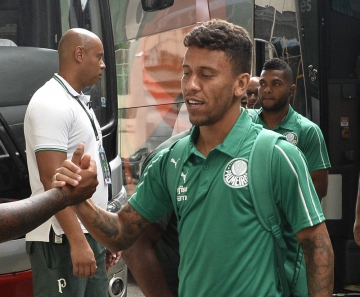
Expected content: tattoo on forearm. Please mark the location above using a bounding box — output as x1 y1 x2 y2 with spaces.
121 203 149 233
92 203 149 250
299 233 334 296
93 207 120 238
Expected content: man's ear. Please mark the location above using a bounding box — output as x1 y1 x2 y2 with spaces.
234 73 250 97
289 84 297 96
74 46 84 63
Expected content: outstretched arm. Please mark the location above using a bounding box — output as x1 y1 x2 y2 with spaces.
72 201 151 253
0 143 98 244
0 189 69 243
297 222 334 297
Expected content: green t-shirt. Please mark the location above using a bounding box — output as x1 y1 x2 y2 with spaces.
249 106 331 172
129 111 325 297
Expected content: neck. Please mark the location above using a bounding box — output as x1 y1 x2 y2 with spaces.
58 71 83 93
260 105 289 129
196 109 241 157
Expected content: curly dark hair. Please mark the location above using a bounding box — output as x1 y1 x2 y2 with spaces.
262 58 293 83
183 19 253 76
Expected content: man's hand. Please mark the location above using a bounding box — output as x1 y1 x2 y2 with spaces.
71 239 97 278
106 250 122 270
52 143 98 206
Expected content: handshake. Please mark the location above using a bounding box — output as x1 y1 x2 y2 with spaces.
0 142 100 244
52 142 99 207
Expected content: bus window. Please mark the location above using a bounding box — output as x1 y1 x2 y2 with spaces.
109 0 255 196
208 0 253 36
109 0 199 43
141 0 174 12
0 0 115 128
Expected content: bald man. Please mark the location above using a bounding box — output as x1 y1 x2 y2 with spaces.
24 28 110 297
246 76 261 109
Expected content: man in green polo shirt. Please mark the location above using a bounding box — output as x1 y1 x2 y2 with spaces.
250 58 331 200
69 20 334 297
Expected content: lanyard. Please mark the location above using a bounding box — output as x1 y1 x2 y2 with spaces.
53 75 99 141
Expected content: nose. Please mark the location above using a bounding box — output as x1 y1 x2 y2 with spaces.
183 74 200 92
263 86 271 93
101 59 106 69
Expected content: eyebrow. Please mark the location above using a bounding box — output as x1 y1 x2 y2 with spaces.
260 78 283 83
272 79 283 83
182 64 217 72
200 66 216 71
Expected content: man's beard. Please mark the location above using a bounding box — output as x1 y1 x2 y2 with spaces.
260 95 289 112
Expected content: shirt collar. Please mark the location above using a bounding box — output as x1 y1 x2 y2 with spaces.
54 74 90 105
54 74 80 97
186 110 256 160
255 105 296 131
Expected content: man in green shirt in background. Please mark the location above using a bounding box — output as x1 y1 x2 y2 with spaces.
250 58 331 200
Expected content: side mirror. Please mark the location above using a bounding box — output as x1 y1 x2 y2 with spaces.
141 0 174 12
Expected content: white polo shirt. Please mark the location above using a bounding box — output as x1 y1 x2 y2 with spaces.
24 74 108 242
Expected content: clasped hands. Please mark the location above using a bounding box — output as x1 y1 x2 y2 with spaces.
51 143 98 206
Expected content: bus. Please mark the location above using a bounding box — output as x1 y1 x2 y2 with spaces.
2 0 360 295
0 0 127 296
108 0 360 294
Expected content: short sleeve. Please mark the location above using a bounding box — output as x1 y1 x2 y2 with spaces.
25 95 73 153
128 149 174 223
272 139 325 234
300 123 331 172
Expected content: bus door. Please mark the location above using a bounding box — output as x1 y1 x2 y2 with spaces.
254 0 360 292
298 0 360 292
0 1 126 296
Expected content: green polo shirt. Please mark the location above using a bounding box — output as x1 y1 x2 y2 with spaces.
249 106 331 172
129 111 325 297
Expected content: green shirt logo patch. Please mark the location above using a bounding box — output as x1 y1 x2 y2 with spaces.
284 132 298 145
223 158 248 188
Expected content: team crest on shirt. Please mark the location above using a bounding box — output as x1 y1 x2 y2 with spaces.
284 132 298 145
223 158 248 188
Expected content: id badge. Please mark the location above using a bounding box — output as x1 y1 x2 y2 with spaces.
99 146 112 185
54 233 63 244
